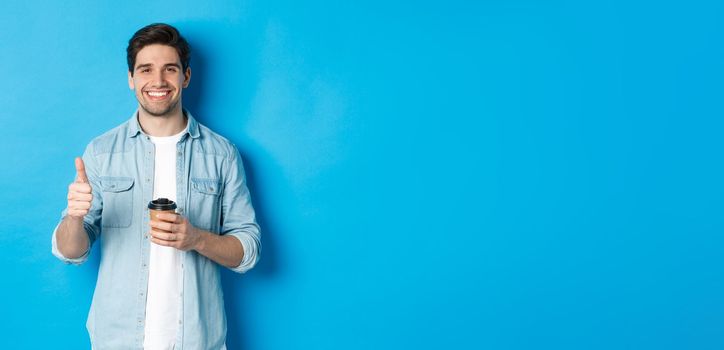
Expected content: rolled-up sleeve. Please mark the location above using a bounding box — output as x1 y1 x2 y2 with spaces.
51 218 95 265
51 144 103 265
221 146 261 273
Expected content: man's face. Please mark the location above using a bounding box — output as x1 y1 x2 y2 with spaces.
128 44 191 117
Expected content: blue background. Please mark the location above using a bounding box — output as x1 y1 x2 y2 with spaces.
1 0 723 349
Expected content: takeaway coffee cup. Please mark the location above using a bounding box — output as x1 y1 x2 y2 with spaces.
148 198 177 228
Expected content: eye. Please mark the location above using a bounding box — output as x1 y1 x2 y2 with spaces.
141 68 151 73
166 67 178 72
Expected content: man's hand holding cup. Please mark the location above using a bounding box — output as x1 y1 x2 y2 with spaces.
148 198 203 251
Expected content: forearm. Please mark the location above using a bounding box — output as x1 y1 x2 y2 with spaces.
56 216 90 259
194 229 244 268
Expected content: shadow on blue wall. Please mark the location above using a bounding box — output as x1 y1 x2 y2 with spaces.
221 147 282 349
184 34 284 349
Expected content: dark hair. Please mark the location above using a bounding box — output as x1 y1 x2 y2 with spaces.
127 23 191 75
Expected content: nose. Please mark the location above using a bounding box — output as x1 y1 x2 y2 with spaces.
151 70 166 87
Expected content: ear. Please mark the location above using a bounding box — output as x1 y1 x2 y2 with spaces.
183 67 191 88
128 71 135 90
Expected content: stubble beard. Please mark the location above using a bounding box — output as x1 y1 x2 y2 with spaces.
138 93 181 118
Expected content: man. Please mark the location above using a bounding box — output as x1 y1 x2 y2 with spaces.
51 23 261 350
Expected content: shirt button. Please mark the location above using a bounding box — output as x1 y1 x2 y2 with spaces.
177 152 182 156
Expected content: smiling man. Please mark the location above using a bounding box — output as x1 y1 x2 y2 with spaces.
51 23 261 350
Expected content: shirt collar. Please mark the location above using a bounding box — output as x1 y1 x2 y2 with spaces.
127 109 200 139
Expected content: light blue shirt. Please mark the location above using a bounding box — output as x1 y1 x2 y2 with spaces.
52 110 261 350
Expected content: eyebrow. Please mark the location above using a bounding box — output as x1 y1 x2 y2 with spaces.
135 63 182 71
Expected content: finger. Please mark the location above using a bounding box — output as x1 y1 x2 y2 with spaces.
68 205 89 215
69 182 92 194
157 212 181 223
150 229 177 241
68 192 92 202
151 237 178 248
70 201 91 210
149 228 170 238
75 157 89 183
150 220 175 232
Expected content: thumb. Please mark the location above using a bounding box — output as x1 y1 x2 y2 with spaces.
75 157 89 183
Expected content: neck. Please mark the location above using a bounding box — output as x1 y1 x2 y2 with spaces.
137 106 187 137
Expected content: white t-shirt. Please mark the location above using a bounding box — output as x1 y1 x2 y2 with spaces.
144 127 187 350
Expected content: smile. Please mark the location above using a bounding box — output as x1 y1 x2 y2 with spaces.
145 90 171 100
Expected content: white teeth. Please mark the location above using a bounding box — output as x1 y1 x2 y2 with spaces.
147 91 168 97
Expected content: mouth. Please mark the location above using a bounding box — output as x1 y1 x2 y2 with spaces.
144 90 172 101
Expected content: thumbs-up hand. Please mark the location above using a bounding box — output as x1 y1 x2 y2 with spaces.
67 157 93 219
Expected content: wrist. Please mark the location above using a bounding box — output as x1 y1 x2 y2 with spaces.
193 228 208 252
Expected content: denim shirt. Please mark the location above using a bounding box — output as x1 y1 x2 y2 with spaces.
51 110 261 350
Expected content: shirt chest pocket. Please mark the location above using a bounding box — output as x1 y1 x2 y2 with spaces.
189 178 222 232
100 177 134 228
